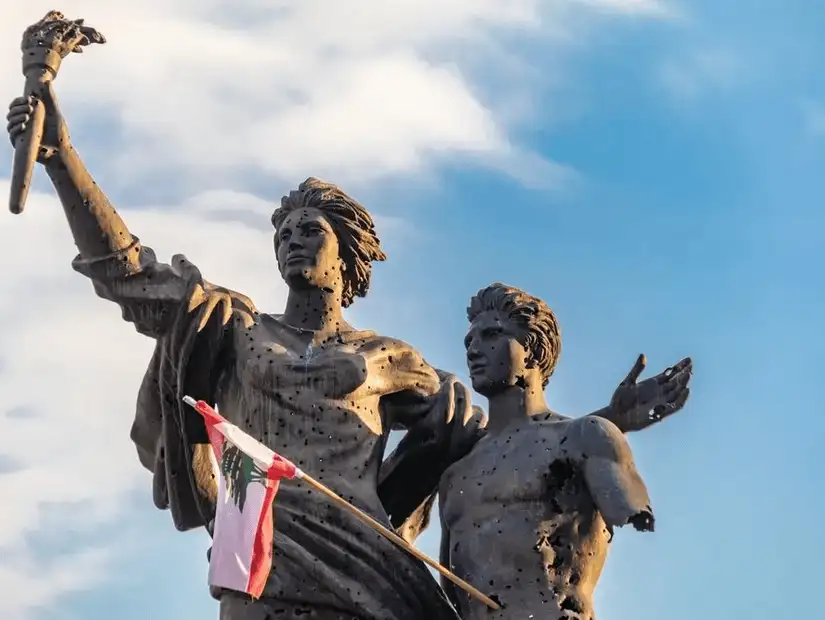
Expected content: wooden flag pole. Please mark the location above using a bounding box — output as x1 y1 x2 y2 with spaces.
182 396 500 611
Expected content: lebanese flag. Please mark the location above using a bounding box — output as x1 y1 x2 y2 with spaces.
184 396 301 599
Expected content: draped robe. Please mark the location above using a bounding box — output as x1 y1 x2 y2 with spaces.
73 237 476 619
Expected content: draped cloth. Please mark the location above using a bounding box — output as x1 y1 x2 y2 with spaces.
72 239 478 619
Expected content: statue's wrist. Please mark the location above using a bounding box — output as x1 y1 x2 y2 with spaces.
43 142 72 168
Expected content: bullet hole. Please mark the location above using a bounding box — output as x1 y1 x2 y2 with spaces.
489 594 504 608
560 596 585 614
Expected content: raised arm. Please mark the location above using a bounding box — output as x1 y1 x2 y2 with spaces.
7 81 133 260
576 416 655 532
6 84 254 338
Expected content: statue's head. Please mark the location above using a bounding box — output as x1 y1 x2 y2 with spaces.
271 178 386 307
465 283 561 397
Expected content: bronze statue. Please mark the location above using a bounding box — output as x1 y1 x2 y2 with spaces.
438 284 690 619
6 12 692 620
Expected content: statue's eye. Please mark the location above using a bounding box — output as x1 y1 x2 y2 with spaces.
482 327 502 339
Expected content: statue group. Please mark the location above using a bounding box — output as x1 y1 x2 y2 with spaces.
6 12 693 620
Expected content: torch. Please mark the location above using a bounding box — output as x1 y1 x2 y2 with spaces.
8 11 105 214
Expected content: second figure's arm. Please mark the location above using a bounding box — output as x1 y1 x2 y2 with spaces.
576 416 655 533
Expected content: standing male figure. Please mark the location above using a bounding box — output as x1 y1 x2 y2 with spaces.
439 283 677 619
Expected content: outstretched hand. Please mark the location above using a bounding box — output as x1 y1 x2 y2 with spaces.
608 354 692 433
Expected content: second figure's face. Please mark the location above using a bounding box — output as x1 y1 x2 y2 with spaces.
275 208 344 294
464 310 531 397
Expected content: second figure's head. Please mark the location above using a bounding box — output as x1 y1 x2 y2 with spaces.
465 283 562 397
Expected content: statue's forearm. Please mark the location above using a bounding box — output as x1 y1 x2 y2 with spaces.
44 145 136 260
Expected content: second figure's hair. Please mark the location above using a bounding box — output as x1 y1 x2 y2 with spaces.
467 283 562 387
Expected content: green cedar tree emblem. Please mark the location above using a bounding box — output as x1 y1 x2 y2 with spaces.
219 442 268 513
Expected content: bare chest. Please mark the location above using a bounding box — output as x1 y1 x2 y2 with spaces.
441 426 587 528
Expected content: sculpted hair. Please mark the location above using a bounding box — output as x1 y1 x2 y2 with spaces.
467 283 562 387
272 177 387 307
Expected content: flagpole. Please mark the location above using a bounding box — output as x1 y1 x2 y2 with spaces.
183 396 501 611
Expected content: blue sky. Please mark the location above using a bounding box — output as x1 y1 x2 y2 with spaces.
1 1 823 619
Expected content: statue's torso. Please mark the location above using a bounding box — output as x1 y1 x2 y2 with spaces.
440 416 611 620
217 314 390 516
212 313 439 610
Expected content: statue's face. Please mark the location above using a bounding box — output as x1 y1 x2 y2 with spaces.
275 207 343 294
464 310 531 397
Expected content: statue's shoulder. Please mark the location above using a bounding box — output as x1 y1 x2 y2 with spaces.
567 415 626 459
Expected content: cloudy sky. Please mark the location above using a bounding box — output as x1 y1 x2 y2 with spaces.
0 1 823 619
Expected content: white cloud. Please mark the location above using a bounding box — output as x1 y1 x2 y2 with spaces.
0 183 286 618
572 0 673 17
0 1 671 617
0 0 669 190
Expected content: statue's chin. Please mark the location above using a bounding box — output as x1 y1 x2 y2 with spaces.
470 376 497 398
281 269 313 291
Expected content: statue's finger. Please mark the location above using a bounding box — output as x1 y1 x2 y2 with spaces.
80 26 106 44
621 353 646 385
7 111 29 128
8 125 25 145
40 19 66 38
35 13 63 30
64 27 88 50
660 367 691 395
655 387 690 419
42 10 65 22
187 284 207 313
8 97 31 111
658 357 691 384
197 295 222 332
230 290 257 314
220 295 233 326
236 309 256 330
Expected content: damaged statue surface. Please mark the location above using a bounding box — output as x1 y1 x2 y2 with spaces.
439 285 679 620
6 12 692 620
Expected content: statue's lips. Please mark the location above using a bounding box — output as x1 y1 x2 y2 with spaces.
467 361 487 375
285 254 310 265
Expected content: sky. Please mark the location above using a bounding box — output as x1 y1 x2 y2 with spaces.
0 1 823 619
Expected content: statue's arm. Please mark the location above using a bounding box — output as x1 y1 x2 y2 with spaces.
585 405 624 429
370 340 442 429
577 417 655 533
43 130 135 261
377 344 484 535
37 86 254 337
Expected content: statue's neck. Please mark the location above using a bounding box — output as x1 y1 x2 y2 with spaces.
281 288 346 334
486 383 549 435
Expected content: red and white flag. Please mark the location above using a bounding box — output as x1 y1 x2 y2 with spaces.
184 396 301 599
